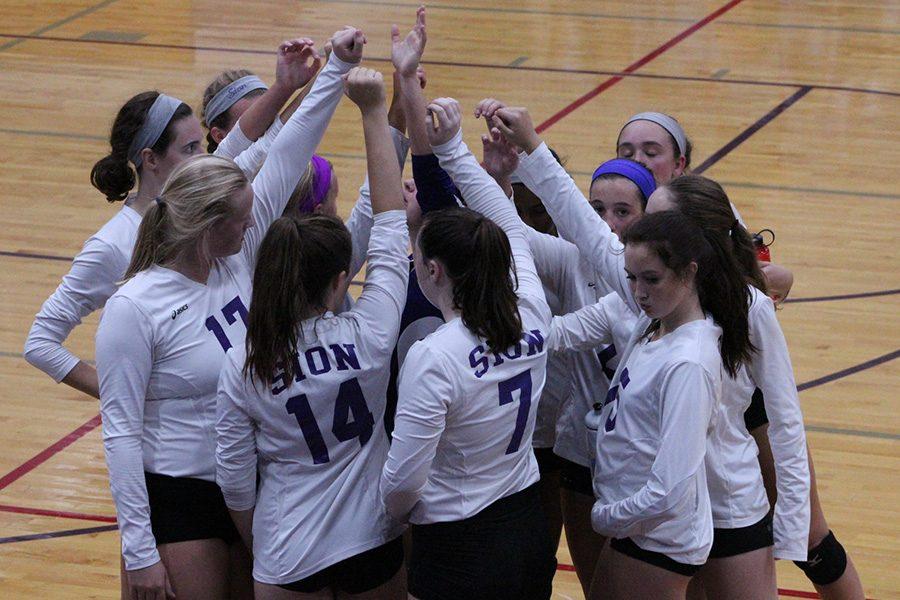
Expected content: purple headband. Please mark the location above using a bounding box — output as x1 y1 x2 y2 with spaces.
298 155 333 214
591 158 656 202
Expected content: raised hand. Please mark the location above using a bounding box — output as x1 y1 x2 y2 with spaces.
474 97 507 123
481 127 519 183
391 6 427 77
344 67 386 112
425 97 462 147
331 26 366 64
275 38 321 91
491 106 542 154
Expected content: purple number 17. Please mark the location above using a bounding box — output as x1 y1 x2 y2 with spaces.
498 369 532 454
205 296 249 352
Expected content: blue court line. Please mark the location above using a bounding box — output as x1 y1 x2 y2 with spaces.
0 524 117 545
0 0 120 52
695 86 813 174
0 33 896 99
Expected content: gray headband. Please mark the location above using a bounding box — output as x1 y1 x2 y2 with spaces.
622 112 687 157
204 75 268 127
128 94 183 169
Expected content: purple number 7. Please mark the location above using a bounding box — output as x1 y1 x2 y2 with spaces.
498 369 532 454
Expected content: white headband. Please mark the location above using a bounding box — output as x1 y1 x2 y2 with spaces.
128 94 183 169
204 75 268 126
622 112 687 157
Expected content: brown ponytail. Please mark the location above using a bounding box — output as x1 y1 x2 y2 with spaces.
91 91 192 202
663 175 767 295
244 214 352 384
418 207 522 354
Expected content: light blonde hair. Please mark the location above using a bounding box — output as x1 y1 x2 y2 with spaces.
125 155 248 279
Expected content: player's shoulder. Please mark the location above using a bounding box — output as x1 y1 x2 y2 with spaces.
91 204 142 250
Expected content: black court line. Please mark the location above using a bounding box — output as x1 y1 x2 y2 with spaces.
0 0 120 52
785 289 900 304
0 33 897 99
797 349 900 392
694 86 813 174
0 524 118 545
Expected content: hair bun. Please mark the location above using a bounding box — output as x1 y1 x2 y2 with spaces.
90 154 136 202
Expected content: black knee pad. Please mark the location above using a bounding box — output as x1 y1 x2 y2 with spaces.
793 530 848 586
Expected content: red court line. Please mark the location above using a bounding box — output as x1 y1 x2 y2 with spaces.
0 504 116 523
0 413 101 491
536 0 745 133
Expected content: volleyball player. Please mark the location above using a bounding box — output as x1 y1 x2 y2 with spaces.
381 98 556 600
617 113 864 599
216 66 409 599
94 29 363 599
548 208 754 599
475 119 651 594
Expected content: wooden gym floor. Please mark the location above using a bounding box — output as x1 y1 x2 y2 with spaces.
0 1 897 598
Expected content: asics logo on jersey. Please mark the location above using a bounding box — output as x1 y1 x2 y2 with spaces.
171 304 189 320
469 329 545 378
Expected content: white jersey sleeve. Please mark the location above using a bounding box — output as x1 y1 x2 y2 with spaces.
24 237 125 382
591 360 715 538
212 120 253 161
346 127 410 279
216 351 258 511
380 343 454 521
548 293 623 352
241 53 353 266
431 130 544 304
95 295 159 570
230 117 284 180
515 142 639 314
349 211 410 348
747 293 810 560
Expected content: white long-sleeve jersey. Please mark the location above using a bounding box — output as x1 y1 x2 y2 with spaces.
381 130 551 524
518 142 810 560
553 309 722 564
526 223 636 464
213 115 283 180
216 211 409 584
95 52 354 571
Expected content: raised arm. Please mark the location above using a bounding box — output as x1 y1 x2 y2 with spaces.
427 98 544 306
492 107 639 314
591 361 715 538
343 67 410 339
746 296 810 560
242 27 364 264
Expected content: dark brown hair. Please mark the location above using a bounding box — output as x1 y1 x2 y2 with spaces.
244 214 352 384
90 91 192 202
663 175 767 295
418 207 522 354
201 70 266 153
624 210 754 377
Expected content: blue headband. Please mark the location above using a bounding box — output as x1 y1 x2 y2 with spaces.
591 158 656 201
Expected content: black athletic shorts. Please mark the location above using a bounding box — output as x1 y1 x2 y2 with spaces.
534 447 564 476
743 387 770 431
145 471 239 546
709 513 774 559
559 457 594 497
278 537 404 594
408 483 556 600
610 537 702 577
